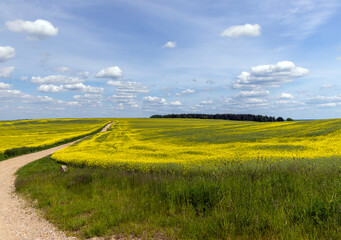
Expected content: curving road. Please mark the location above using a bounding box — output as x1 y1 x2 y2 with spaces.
0 122 114 240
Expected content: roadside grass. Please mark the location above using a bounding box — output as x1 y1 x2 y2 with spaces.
0 121 110 161
16 156 341 239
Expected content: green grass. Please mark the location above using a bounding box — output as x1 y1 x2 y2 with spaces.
16 156 341 239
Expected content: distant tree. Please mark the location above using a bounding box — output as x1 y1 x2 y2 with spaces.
277 117 284 122
286 118 293 121
150 113 293 123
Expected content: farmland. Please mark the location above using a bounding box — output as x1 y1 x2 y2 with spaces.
0 118 111 160
52 118 341 172
14 118 341 239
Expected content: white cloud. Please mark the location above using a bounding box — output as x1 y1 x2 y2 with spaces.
0 82 11 89
238 90 270 97
269 1 340 39
233 61 309 89
0 88 79 107
37 84 63 93
317 103 339 107
20 76 28 81
22 95 55 104
107 80 149 93
108 93 139 109
279 93 294 99
321 84 334 89
6 19 58 39
54 66 71 72
76 71 90 78
63 83 103 93
0 66 15 78
96 66 122 78
163 41 176 48
107 80 149 109
243 98 267 105
0 89 22 102
336 56 341 61
221 24 261 38
143 96 167 105
170 101 182 106
0 46 15 62
73 94 103 108
177 89 195 95
307 95 341 106
38 83 103 93
31 75 84 84
200 100 213 104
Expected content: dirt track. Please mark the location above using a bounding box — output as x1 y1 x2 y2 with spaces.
0 122 114 240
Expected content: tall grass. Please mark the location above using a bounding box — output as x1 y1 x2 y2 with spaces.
16 157 341 239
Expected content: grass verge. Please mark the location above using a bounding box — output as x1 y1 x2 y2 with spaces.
0 122 110 161
15 157 341 239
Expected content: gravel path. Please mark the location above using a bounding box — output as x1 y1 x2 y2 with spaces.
0 122 114 240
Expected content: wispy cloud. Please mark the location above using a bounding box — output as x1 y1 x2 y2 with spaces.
221 24 261 38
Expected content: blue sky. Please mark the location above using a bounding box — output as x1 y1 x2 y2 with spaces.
1 0 341 120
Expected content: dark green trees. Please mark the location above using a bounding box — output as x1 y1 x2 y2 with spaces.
151 114 289 122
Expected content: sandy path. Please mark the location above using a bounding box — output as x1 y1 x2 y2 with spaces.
0 122 114 240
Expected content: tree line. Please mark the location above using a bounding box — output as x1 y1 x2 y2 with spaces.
150 114 291 122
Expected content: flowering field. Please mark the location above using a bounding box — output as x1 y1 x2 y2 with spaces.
0 118 111 159
52 118 341 171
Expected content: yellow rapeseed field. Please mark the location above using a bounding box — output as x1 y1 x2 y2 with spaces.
52 118 341 171
0 118 111 154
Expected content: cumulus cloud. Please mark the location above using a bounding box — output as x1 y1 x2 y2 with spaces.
143 96 167 105
107 80 148 109
200 100 213 104
321 84 335 89
170 101 182 106
0 87 80 108
0 82 11 89
0 88 58 105
233 61 309 89
107 80 149 93
238 90 270 97
20 76 28 81
307 95 341 107
176 89 195 96
279 93 294 99
317 103 339 107
22 95 56 104
76 71 90 78
96 66 122 78
37 84 63 93
6 19 58 39
73 94 103 108
0 89 22 102
108 93 139 109
243 98 267 105
221 24 261 38
0 46 15 62
163 41 176 48
31 75 84 84
38 83 103 93
0 66 15 78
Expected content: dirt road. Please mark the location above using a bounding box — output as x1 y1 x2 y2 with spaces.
0 122 114 240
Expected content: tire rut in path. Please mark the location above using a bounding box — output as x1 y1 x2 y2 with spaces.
0 122 114 240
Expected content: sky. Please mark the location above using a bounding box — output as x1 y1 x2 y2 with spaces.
1 0 341 120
